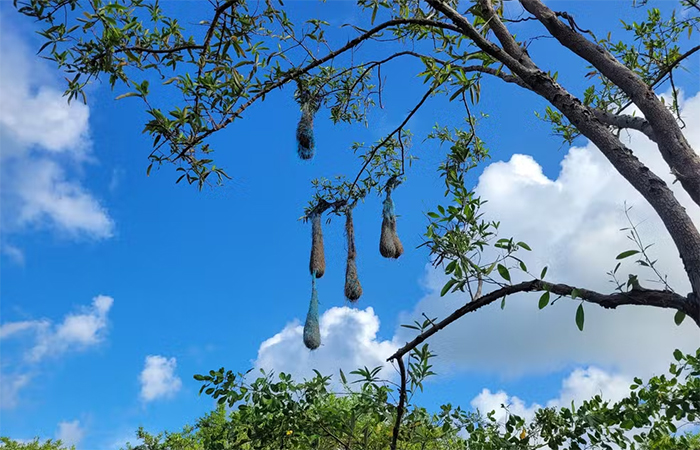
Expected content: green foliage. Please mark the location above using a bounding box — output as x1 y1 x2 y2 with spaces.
117 348 700 450
0 438 73 450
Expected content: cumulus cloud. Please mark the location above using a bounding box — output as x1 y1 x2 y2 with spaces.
0 15 113 242
471 366 632 423
397 92 700 378
56 420 86 448
139 355 182 402
255 307 398 383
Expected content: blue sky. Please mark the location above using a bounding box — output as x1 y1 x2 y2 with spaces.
1 1 699 448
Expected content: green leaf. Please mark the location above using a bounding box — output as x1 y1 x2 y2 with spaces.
501 297 506 309
497 264 511 282
540 266 548 279
616 250 639 260
538 291 550 309
673 349 683 361
519 260 527 272
339 369 347 385
570 288 579 300
115 92 141 100
575 303 585 331
517 242 531 251
441 279 458 297
673 311 685 326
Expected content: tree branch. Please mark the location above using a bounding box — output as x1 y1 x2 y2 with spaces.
348 84 436 196
592 109 656 142
478 0 536 68
390 356 407 450
519 0 700 207
388 279 698 361
176 18 463 159
427 0 700 306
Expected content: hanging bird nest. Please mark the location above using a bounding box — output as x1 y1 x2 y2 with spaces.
309 212 326 278
379 186 404 259
296 111 315 160
303 273 321 350
344 208 363 302
295 80 321 160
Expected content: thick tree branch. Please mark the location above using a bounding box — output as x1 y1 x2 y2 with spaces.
519 0 700 207
427 0 700 307
478 0 536 68
388 280 699 362
592 109 657 142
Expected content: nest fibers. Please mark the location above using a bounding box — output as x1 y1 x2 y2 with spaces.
379 189 404 259
344 209 363 302
296 110 315 160
295 84 320 160
309 212 326 278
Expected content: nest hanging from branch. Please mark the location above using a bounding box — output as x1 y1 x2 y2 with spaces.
295 81 321 160
309 212 325 278
379 187 404 259
303 273 321 350
344 208 363 302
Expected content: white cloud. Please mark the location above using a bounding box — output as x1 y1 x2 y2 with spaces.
255 306 399 383
397 92 700 378
139 355 182 402
0 15 113 242
56 420 85 449
12 159 114 239
0 320 47 340
0 296 113 409
28 295 114 362
1 243 26 266
0 373 32 410
471 366 632 424
471 388 540 424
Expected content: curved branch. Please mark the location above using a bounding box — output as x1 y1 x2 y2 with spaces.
519 0 700 207
176 18 463 159
427 0 700 306
388 279 698 361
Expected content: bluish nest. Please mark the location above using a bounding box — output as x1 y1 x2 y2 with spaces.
379 193 403 259
303 275 321 350
296 111 315 160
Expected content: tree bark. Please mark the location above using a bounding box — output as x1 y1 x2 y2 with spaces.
425 0 700 324
519 0 700 207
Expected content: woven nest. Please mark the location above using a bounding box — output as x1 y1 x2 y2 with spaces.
379 194 403 259
309 213 325 278
344 211 362 301
296 111 315 160
303 277 321 350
